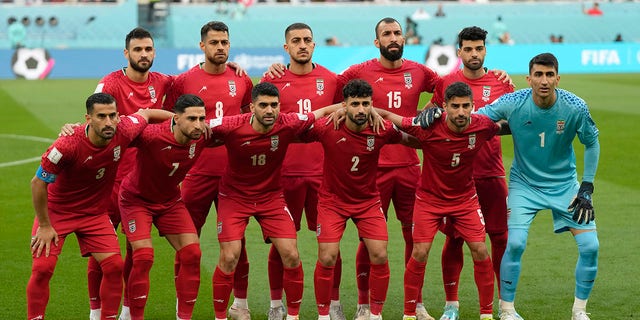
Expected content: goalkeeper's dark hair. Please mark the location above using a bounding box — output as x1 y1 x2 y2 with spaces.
252 82 280 101
125 27 153 49
529 52 558 74
174 94 205 114
201 21 229 41
457 26 488 48
444 82 473 102
285 23 313 40
375 17 400 39
86 93 116 114
343 79 373 100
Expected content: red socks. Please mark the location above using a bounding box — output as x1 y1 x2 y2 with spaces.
234 238 250 299
213 266 234 319
355 242 370 304
87 256 102 310
268 244 284 300
404 257 426 316
474 256 495 315
99 254 124 319
27 255 58 319
283 263 304 316
314 261 334 316
128 248 154 320
441 235 465 301
369 262 390 316
176 243 201 319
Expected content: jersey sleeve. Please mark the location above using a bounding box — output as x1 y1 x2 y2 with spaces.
119 114 149 141
39 139 75 176
476 94 512 121
298 117 326 143
428 76 446 107
418 64 440 94
384 122 404 144
240 75 254 112
163 74 184 110
576 102 600 147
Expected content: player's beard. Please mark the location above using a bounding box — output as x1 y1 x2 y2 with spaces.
449 115 469 129
463 57 484 71
380 43 403 61
97 125 116 140
348 112 369 126
292 55 311 65
207 52 228 66
129 58 153 73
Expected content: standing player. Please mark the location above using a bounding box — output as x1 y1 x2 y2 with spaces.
119 94 219 320
304 79 418 320
27 93 172 320
475 53 600 320
91 27 174 320
378 82 504 320
208 82 343 320
164 21 254 319
260 22 345 320
424 26 514 320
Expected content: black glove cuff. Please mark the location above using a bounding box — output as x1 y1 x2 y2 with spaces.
579 181 594 195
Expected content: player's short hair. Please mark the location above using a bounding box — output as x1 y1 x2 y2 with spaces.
285 22 313 40
86 93 116 114
8 16 17 25
201 21 229 41
457 26 488 47
343 79 373 100
252 82 279 101
125 27 153 50
444 82 473 102
174 94 205 114
529 52 559 74
375 17 400 39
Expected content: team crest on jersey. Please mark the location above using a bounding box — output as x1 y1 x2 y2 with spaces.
228 80 237 97
366 135 375 151
148 85 157 104
217 221 223 234
113 146 121 162
404 72 413 89
467 133 477 150
482 86 491 102
556 120 565 134
270 135 280 151
316 78 325 96
128 219 136 233
188 143 196 159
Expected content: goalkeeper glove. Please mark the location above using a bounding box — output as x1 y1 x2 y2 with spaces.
568 181 595 224
413 107 443 129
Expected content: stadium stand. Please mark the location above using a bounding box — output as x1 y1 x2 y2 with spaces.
1 1 638 50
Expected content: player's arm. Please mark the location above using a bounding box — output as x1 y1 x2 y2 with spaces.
134 108 174 123
374 107 404 127
262 63 287 79
226 61 248 77
311 103 343 119
399 131 421 149
30 170 59 258
490 68 514 87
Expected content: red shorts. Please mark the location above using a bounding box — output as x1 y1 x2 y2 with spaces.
376 165 420 225
31 210 120 257
119 195 197 242
413 195 486 243
316 196 388 243
216 193 297 243
181 174 221 231
282 175 321 232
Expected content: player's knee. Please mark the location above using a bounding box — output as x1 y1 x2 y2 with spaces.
179 243 202 265
506 229 528 254
31 256 57 281
369 250 388 265
132 248 154 271
280 250 300 268
100 255 124 278
576 231 599 258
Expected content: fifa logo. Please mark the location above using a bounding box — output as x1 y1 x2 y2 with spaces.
228 80 237 97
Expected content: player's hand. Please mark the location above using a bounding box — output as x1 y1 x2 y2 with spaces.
368 108 386 134
262 63 286 79
493 69 514 87
326 108 346 130
413 107 443 129
59 123 81 137
31 225 58 258
568 182 595 224
227 61 248 77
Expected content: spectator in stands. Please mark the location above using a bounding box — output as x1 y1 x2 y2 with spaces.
435 4 446 18
584 2 603 16
411 7 431 21
614 33 623 42
558 35 564 43
325 36 341 46
21 16 31 28
492 15 507 44
499 31 515 45
8 16 27 49
405 16 421 46
49 16 59 28
550 34 558 43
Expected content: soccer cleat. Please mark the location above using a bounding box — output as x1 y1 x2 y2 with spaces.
416 304 436 320
403 316 417 320
228 305 251 320
329 303 347 320
370 313 383 320
353 304 371 320
285 315 299 320
118 306 131 320
439 305 459 320
89 308 101 320
268 305 286 320
499 309 524 320
571 310 591 320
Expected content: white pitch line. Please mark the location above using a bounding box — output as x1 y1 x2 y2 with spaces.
0 134 55 168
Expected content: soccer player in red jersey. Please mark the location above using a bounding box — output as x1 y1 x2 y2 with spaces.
119 94 220 320
27 93 172 320
207 82 342 320
377 82 505 320
90 27 174 320
164 21 254 318
424 26 514 320
303 79 419 320
259 22 345 320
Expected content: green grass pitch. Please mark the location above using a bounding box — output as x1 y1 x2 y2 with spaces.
1 74 639 319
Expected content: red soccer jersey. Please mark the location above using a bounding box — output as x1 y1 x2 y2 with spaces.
260 64 340 177
39 114 147 215
119 120 219 204
94 69 174 182
209 112 316 202
166 63 253 177
400 114 499 212
338 58 439 167
430 69 514 178
303 118 402 205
